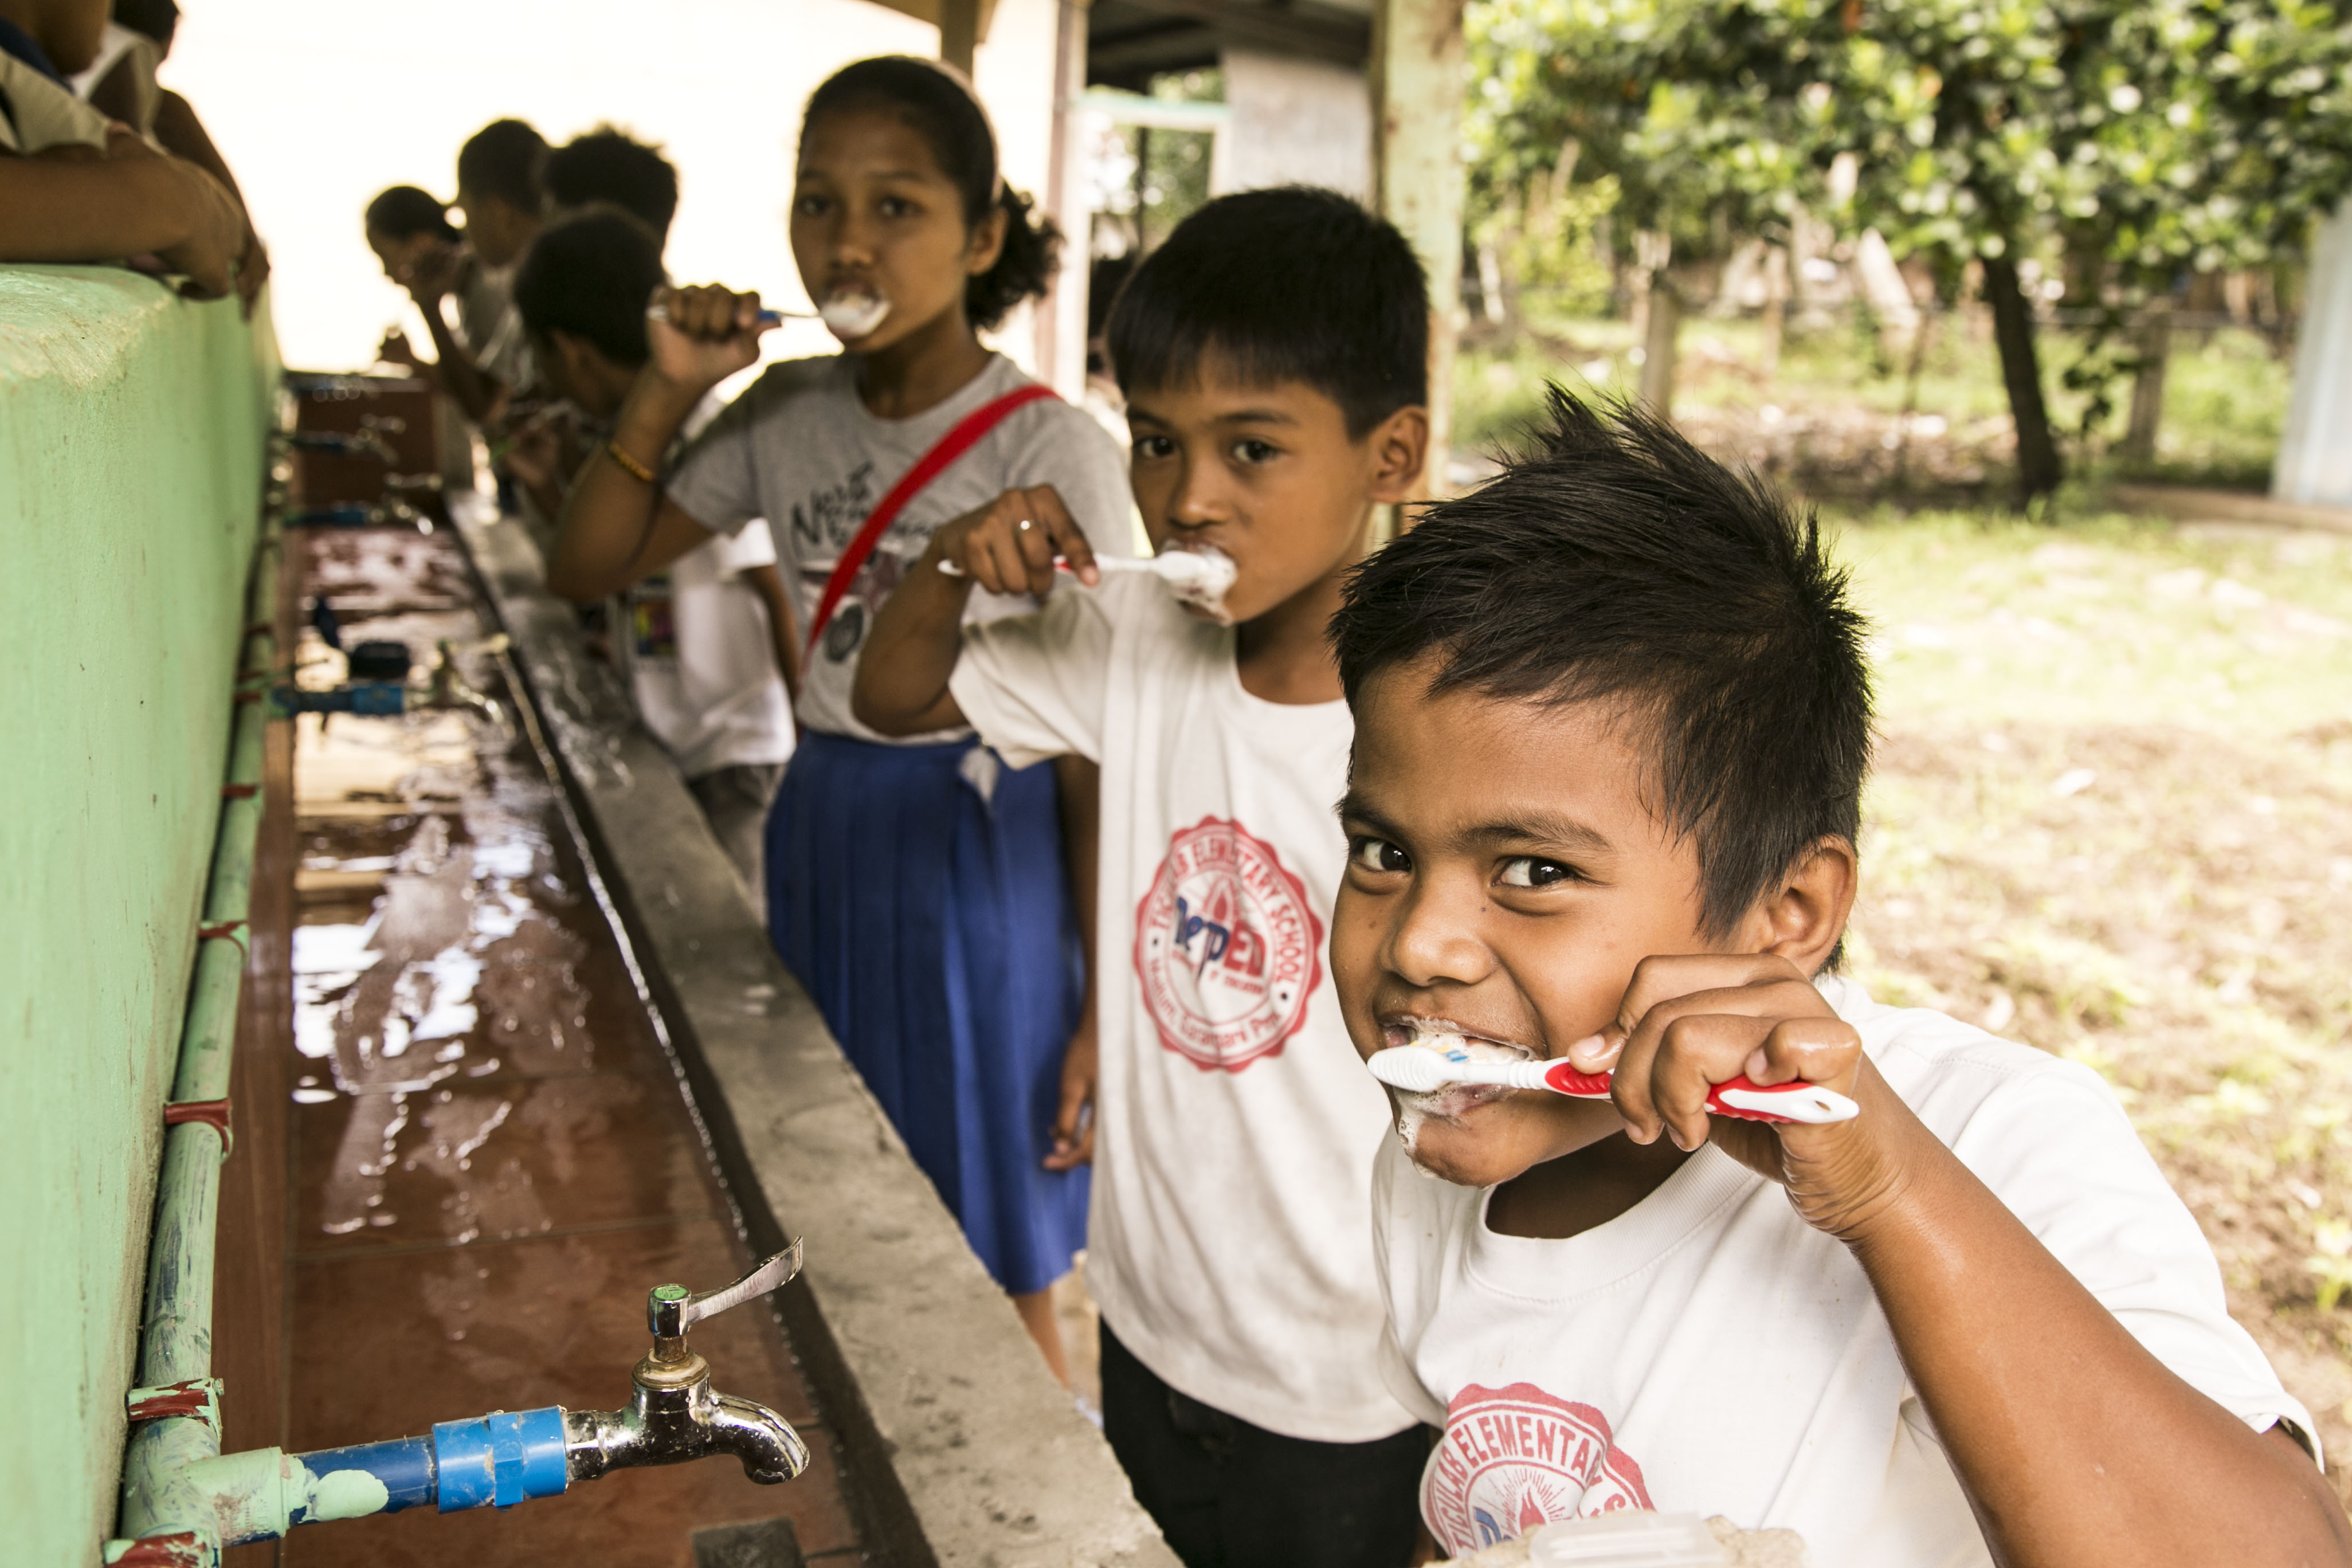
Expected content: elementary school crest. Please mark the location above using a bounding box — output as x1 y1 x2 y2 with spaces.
1422 1383 1655 1555
1132 817 1322 1073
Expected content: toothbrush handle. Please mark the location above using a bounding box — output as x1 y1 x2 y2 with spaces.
938 555 1146 581
1534 1060 1859 1125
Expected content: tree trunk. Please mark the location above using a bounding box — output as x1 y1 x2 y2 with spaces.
1761 245 1787 380
1981 255 2064 503
2120 301 2171 465
1640 273 1682 415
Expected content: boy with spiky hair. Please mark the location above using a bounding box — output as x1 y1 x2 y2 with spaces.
1326 390 2343 1567
855 187 1437 1567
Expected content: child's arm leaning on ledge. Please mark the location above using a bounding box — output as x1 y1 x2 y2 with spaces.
1588 952 2352 1568
0 151 242 296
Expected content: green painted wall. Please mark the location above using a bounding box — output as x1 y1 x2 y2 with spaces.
0 268 277 1565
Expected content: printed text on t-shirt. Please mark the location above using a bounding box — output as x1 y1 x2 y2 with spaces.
1422 1382 1653 1555
1132 818 1322 1073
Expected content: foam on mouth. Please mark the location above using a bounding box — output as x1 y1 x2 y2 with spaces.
819 291 889 339
1387 1026 1535 1154
1160 545 1238 623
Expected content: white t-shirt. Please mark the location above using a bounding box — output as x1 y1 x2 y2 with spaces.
1375 974 2314 1566
951 572 1416 1442
453 257 531 393
664 352 1132 745
617 519 794 779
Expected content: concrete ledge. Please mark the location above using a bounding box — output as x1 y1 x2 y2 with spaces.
449 496 1176 1568
2111 483 2352 537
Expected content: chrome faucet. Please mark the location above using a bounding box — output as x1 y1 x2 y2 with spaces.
562 1242 813 1487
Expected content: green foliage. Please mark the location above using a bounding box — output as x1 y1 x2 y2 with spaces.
1471 0 2352 279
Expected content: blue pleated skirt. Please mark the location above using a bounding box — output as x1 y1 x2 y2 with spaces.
765 730 1089 1296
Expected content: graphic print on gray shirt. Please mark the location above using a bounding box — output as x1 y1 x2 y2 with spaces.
663 352 1134 745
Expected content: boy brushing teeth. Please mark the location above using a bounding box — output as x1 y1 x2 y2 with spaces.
1328 391 2344 1568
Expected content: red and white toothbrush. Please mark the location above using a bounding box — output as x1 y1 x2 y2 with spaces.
1367 1045 1860 1125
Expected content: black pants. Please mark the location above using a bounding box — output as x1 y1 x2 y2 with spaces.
1100 1320 1429 1568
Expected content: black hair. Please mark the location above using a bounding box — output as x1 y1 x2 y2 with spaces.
364 185 461 245
1106 187 1428 438
112 0 177 50
546 126 680 240
456 118 548 212
802 56 1058 331
1330 389 1874 942
512 206 667 368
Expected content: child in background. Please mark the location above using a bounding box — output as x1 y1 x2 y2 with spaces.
546 126 679 244
509 207 796 905
0 0 243 295
74 0 269 311
541 57 1130 1384
1326 391 2344 1568
378 117 545 426
854 188 1436 1568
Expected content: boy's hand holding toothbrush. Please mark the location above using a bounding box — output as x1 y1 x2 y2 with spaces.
1576 954 1932 1242
1383 953 1929 1244
926 485 1099 600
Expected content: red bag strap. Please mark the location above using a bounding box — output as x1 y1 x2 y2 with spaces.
803 383 1060 656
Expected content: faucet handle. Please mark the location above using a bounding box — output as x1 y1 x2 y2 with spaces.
647 1240 805 1341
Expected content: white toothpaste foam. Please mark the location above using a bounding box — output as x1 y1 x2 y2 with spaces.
1386 1027 1534 1154
1159 546 1238 623
819 291 890 339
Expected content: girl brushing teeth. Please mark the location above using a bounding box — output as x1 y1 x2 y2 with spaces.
542 56 1135 1388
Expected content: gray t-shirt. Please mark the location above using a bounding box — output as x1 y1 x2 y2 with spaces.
664 352 1133 744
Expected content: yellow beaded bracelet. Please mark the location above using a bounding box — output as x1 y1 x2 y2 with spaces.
604 440 658 484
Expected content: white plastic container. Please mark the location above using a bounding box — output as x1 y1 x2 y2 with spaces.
1527 1512 1728 1567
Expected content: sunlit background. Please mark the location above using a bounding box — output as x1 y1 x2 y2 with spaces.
164 0 1064 372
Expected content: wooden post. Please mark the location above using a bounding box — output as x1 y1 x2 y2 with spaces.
1038 0 1092 397
940 0 981 76
2120 300 2171 466
1372 0 1466 508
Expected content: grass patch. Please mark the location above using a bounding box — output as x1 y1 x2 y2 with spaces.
1831 508 2352 1493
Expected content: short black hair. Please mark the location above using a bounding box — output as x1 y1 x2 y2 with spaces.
1331 389 1873 940
457 118 548 212
113 0 177 50
1106 187 1428 438
802 56 1059 331
546 126 680 239
512 206 666 368
365 185 460 244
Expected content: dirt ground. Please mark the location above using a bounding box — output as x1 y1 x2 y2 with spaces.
1835 508 2352 1499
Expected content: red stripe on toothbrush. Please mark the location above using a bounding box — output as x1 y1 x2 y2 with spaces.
1537 1060 1824 1124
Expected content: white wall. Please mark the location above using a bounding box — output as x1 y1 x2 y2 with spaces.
1211 49 1370 201
2276 201 2352 507
166 0 1061 374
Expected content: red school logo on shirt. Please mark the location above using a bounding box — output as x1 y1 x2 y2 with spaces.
1422 1382 1655 1555
1132 818 1322 1073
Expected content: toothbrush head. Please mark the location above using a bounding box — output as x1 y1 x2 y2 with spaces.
819 291 890 339
1157 546 1239 621
1367 1047 1469 1093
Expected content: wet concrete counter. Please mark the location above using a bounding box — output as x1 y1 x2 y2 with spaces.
272 527 859 1566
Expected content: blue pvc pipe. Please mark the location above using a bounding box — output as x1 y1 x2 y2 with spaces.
288 1436 437 1522
432 1408 569 1511
280 1405 566 1532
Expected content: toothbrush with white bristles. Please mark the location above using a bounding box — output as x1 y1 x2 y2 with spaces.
1366 1046 1860 1126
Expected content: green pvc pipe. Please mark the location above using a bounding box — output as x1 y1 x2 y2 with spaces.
115 522 282 1565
